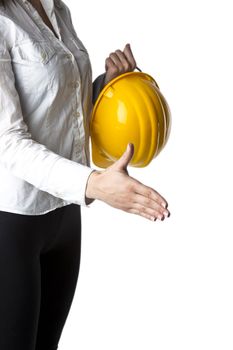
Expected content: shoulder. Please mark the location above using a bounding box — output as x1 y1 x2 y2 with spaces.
54 0 70 13
54 0 73 22
54 0 63 9
54 0 74 29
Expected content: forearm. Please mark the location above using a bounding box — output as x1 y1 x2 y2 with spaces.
92 73 106 105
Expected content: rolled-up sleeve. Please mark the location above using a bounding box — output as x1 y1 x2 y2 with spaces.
0 41 95 207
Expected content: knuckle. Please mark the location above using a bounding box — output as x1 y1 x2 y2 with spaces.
123 62 130 71
111 65 119 74
126 182 134 192
146 189 153 198
139 206 146 215
144 197 151 206
116 65 122 73
160 206 166 215
142 206 146 213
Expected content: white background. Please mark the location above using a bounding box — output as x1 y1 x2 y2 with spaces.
60 0 233 349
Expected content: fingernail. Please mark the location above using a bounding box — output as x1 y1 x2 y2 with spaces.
163 210 169 217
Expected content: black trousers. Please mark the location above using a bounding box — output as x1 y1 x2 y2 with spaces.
0 204 82 350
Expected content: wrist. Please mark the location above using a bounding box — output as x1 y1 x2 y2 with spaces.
85 170 102 202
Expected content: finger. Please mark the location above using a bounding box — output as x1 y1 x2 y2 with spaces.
109 52 124 72
111 143 134 172
132 193 170 218
130 201 166 221
129 207 158 222
132 179 169 209
123 43 137 70
105 56 117 72
105 57 120 84
114 50 132 71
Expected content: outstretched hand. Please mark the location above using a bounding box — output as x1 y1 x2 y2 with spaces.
104 43 137 86
85 143 170 222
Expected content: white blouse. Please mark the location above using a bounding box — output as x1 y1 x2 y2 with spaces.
0 0 104 215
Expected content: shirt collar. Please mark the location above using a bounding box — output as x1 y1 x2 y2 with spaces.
20 0 62 11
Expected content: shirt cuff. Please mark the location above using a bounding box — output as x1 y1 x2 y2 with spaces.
46 157 96 207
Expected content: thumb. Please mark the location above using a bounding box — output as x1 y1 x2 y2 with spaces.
112 143 134 172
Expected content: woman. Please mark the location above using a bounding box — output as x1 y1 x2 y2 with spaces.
0 0 170 349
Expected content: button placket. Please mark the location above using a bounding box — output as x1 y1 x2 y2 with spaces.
66 53 73 59
72 82 83 122
69 80 80 90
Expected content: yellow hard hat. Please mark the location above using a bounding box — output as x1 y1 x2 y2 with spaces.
90 71 171 168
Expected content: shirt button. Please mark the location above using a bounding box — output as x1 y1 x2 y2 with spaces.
69 81 79 88
74 111 80 117
41 52 46 61
66 53 73 59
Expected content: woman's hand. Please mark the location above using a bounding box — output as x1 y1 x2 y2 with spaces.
85 143 170 222
104 43 137 86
